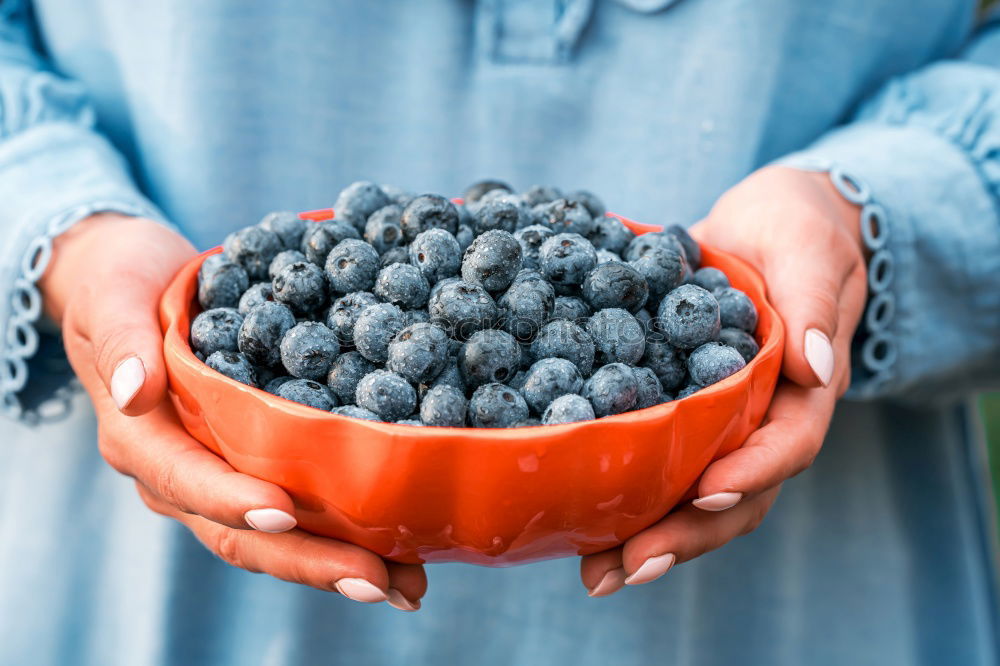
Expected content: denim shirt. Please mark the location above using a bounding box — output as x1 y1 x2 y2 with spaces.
0 2 998 665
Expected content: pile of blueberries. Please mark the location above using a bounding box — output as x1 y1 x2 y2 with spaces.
191 180 759 428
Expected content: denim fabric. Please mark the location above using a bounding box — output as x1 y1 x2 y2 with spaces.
0 1 998 664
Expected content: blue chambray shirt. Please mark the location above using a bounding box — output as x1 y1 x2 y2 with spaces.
1 1 999 664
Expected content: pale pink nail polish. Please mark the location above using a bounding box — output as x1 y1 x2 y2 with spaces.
588 567 626 598
244 508 297 533
804 328 834 387
693 491 743 511
386 588 420 612
334 578 388 603
111 357 145 410
625 553 676 585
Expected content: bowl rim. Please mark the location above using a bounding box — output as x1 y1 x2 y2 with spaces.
161 213 784 440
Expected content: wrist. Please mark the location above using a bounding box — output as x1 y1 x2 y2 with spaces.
797 169 868 261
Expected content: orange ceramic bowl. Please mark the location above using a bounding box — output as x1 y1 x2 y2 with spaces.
160 214 784 566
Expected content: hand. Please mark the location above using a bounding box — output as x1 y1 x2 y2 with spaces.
43 214 426 610
580 166 869 596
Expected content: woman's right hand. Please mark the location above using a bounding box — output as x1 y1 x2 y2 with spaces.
41 213 426 611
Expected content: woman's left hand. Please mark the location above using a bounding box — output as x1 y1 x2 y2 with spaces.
580 166 869 596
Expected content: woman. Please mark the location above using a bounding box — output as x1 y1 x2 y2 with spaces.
1 1 998 664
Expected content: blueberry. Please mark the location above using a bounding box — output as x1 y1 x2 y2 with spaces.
542 393 596 425
509 369 528 390
409 228 462 284
566 190 606 219
420 385 468 427
325 291 378 346
259 211 310 250
630 246 689 304
640 340 687 391
199 253 230 282
272 261 328 315
497 270 555 340
205 350 258 387
380 183 416 207
464 180 512 204
656 284 720 350
513 225 555 270
692 267 730 292
596 249 622 264
387 322 450 384
623 231 687 263
539 233 597 288
400 194 460 241
380 246 411 268
355 370 417 422
718 327 759 363
331 404 382 421
529 319 596 376
520 358 584 414
300 220 362 266
269 249 307 280
198 258 249 310
582 363 638 417
533 199 594 237
403 309 430 327
634 308 656 339
353 302 406 362
190 308 243 357
223 226 283 281
238 301 296 367
551 296 591 324
632 366 664 409
456 224 475 252
588 215 634 254
458 329 521 389
276 378 338 410
326 351 377 404
279 321 340 380
581 261 649 314
714 287 758 333
264 375 294 394
373 263 430 309
687 342 746 386
586 308 646 365
461 229 523 292
334 181 392 231
522 185 563 207
364 204 405 254
473 198 526 234
512 418 542 428
396 418 425 426
237 282 273 315
324 239 380 294
425 355 465 395
666 224 701 269
469 383 529 428
676 383 703 399
428 279 497 340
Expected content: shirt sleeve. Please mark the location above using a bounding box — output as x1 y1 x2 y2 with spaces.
0 0 166 423
778 19 1000 404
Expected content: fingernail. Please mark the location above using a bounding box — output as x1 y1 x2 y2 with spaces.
244 508 297 533
693 491 743 512
804 328 834 387
386 588 421 612
334 578 388 603
111 356 145 410
625 553 676 586
588 567 626 598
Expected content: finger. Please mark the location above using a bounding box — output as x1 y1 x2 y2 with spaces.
579 548 625 597
619 490 780 586
691 382 835 509
136 484 411 604
386 562 428 611
100 402 297 531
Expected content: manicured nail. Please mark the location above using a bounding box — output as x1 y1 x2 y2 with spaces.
625 553 676 585
693 491 743 511
386 588 421 612
244 508 297 533
588 567 626 598
804 328 834 387
111 356 145 410
334 578 388 603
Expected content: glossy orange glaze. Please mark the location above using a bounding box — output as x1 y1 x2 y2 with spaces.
159 217 784 566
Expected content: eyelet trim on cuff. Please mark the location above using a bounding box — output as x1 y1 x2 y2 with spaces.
1 200 159 425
